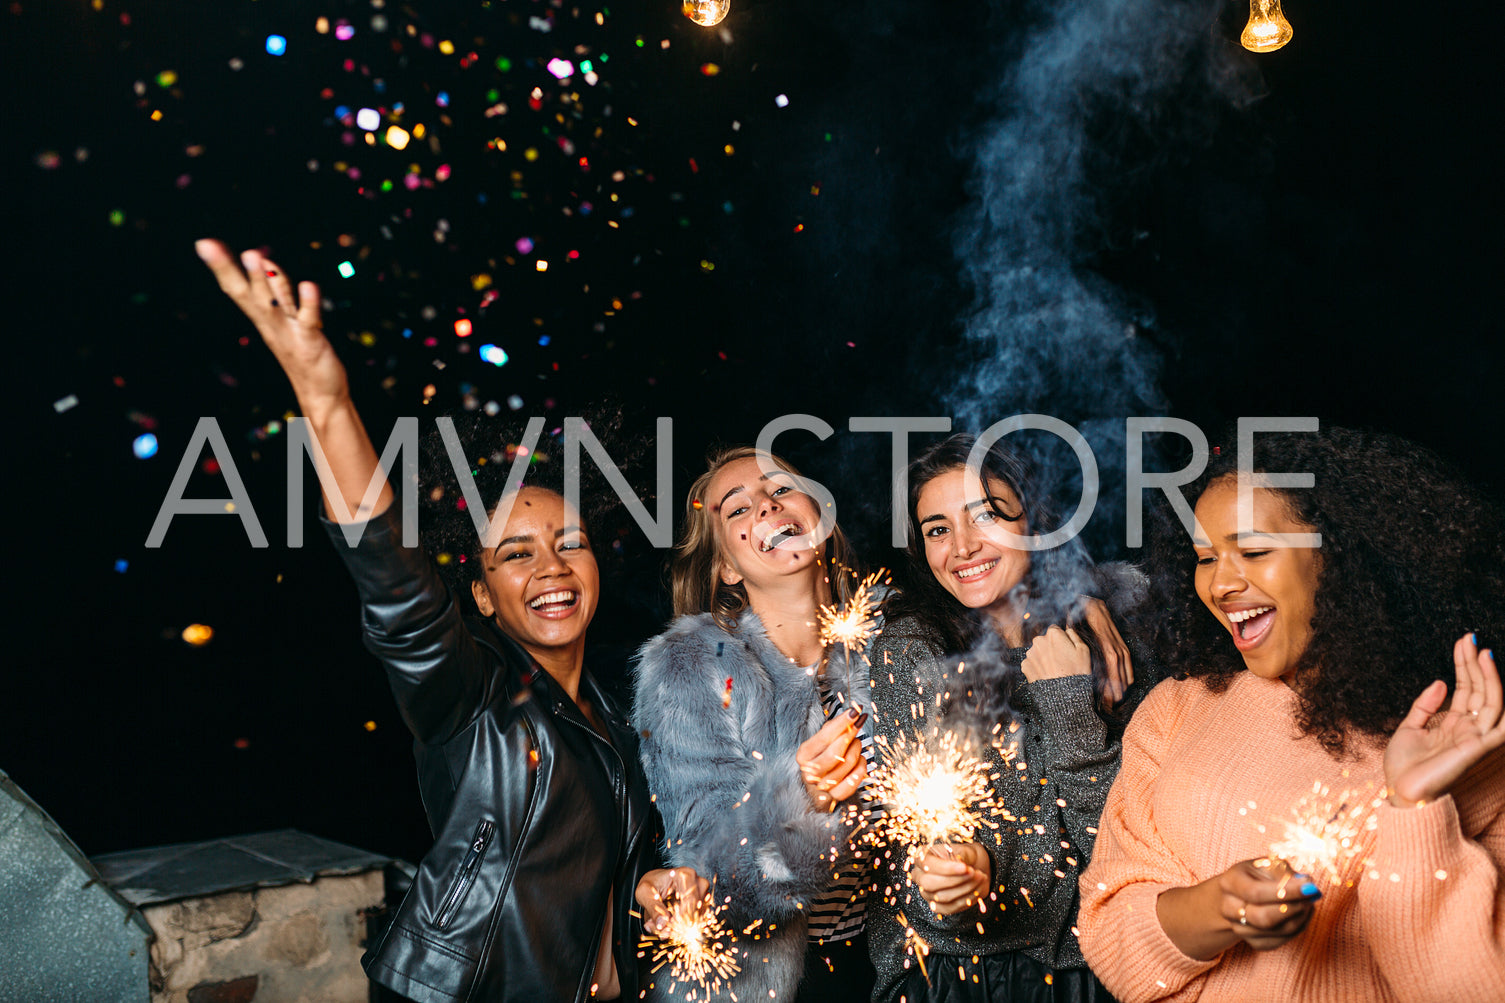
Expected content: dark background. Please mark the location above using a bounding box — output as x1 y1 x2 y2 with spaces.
4 0 1500 866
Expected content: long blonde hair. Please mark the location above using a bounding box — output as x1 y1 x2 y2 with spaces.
670 446 859 631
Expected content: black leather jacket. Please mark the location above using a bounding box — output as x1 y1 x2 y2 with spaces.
325 506 657 1003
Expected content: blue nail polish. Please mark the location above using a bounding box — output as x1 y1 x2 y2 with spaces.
1300 882 1321 897
1471 633 1478 646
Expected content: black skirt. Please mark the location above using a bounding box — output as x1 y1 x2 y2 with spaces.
882 950 1113 1003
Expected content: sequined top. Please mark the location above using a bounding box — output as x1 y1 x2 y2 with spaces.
865 615 1122 1000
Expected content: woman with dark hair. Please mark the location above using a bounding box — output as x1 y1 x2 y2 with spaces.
196 240 701 1003
1078 426 1505 1001
632 446 880 1002
866 432 1144 1003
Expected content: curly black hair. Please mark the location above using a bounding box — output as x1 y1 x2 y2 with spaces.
416 403 655 613
1144 425 1505 756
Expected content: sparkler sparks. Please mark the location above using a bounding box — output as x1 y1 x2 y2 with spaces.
640 892 741 997
817 570 886 654
864 728 1006 868
1257 780 1380 883
894 911 932 979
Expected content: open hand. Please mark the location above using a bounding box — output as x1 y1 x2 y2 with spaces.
797 707 868 810
195 239 348 410
1384 635 1505 807
909 842 991 916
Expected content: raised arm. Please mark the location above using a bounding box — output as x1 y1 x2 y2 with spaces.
197 239 495 744
1361 636 1505 999
195 239 391 522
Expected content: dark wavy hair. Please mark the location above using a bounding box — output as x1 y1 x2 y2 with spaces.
417 406 650 613
884 433 1101 649
1144 425 1505 756
882 433 1138 716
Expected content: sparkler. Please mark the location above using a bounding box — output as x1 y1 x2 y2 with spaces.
817 570 886 655
864 728 1006 869
1257 780 1380 883
894 911 932 979
639 891 741 998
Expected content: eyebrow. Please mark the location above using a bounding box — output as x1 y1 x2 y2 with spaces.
917 513 947 527
491 525 586 554
716 473 779 513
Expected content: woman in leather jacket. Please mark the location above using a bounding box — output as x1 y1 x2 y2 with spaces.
196 239 701 1003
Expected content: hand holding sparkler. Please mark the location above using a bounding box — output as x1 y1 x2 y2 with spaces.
1384 634 1505 808
1156 856 1321 960
634 868 740 996
909 842 992 917
634 866 711 936
798 706 869 811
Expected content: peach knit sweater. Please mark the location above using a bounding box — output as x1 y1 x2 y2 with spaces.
1078 672 1505 1003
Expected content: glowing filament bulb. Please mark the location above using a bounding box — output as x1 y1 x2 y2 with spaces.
682 0 730 27
1242 0 1293 53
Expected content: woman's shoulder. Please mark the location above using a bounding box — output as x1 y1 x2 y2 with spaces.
874 612 942 644
635 610 772 681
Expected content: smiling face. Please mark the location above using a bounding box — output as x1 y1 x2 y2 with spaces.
469 486 599 669
1192 476 1322 682
705 455 825 591
916 466 1032 622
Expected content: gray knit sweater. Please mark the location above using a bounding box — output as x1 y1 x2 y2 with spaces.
865 615 1122 1000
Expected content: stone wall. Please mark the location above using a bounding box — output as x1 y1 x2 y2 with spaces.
142 871 383 1003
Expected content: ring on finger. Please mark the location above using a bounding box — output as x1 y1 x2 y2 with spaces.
1237 906 1248 926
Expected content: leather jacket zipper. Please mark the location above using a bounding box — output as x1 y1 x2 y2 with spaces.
435 819 495 930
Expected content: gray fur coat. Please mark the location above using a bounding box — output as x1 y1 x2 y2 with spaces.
632 610 870 1002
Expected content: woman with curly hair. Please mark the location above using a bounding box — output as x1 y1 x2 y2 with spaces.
1078 425 1505 1002
196 239 700 1003
865 432 1147 1003
632 447 879 1002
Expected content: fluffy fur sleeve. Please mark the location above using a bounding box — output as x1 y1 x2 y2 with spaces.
632 614 849 927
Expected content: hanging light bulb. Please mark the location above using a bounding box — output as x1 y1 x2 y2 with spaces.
1241 0 1293 52
682 0 730 27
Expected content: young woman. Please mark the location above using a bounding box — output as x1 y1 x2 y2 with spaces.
1078 426 1505 1001
196 240 700 1003
632 447 880 1002
866 433 1145 1003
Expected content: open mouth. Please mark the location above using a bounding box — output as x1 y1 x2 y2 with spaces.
528 590 579 614
757 520 805 553
954 559 997 581
1226 605 1275 645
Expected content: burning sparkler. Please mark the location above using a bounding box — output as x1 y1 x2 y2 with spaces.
1256 780 1380 883
639 891 741 997
817 570 887 655
864 728 1006 869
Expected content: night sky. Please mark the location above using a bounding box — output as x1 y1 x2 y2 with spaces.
6 0 1501 867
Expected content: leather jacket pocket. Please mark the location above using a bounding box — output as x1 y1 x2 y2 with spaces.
434 818 496 930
